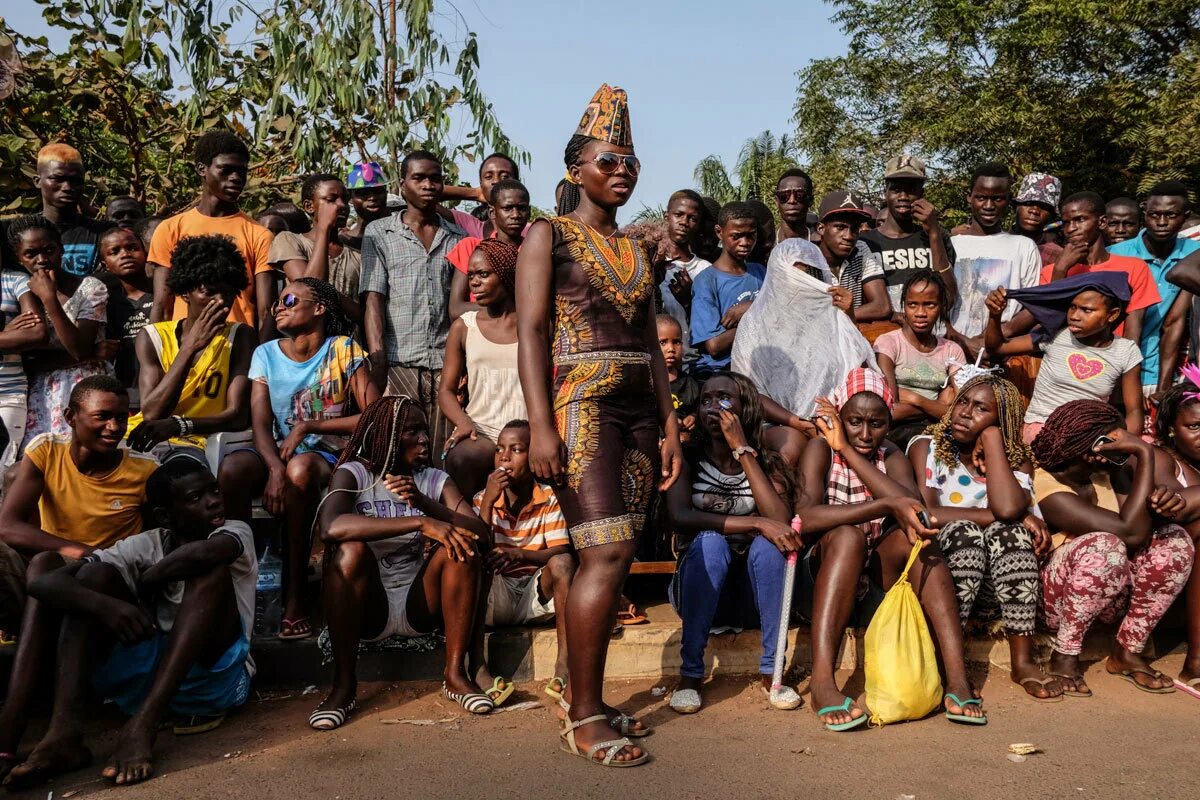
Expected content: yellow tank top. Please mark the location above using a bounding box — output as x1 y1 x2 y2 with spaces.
126 321 241 449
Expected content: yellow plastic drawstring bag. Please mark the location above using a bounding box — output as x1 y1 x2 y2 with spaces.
864 540 942 726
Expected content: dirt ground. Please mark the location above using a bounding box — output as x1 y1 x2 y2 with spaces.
6 653 1199 800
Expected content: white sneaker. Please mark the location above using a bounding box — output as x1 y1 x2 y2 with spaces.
669 688 702 714
764 684 803 711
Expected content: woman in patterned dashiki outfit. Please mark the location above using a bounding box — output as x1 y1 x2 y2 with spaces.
517 84 682 768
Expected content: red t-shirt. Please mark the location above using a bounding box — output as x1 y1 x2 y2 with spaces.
1038 254 1160 336
447 236 484 274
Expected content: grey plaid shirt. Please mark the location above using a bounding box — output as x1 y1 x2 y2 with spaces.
359 213 465 369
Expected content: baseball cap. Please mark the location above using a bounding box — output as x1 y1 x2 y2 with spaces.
818 189 872 221
884 155 927 181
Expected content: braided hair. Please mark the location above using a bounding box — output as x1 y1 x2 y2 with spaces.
1155 379 1200 455
476 238 519 296
335 395 419 475
924 375 1032 469
292 277 351 338
556 134 590 216
1031 399 1124 471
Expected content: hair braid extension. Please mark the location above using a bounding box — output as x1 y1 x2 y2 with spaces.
294 277 351 338
476 239 519 296
925 375 1032 469
1031 399 1124 471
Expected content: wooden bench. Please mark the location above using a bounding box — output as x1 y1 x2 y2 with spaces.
629 561 676 575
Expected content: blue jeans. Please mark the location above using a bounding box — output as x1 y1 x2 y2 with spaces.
671 532 787 679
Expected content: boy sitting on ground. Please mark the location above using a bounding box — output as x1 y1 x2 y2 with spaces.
473 420 575 701
3 458 256 788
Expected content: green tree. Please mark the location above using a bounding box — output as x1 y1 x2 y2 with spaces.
0 0 520 214
693 130 802 215
794 0 1200 206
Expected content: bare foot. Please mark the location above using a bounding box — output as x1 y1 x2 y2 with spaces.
1179 653 1200 685
101 721 157 786
316 681 357 714
4 736 92 789
1106 647 1174 691
1047 651 1092 697
443 668 485 698
944 681 986 720
809 678 864 727
1010 660 1063 700
562 714 644 764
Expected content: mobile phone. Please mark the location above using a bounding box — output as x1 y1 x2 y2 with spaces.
916 510 933 528
1092 435 1130 466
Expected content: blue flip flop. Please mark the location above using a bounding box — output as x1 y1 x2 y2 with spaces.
817 696 868 732
944 693 988 725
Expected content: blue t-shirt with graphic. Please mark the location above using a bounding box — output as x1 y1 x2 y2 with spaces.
689 261 766 374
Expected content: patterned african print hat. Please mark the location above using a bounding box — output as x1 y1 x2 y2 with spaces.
1015 172 1062 213
346 161 387 189
575 84 633 147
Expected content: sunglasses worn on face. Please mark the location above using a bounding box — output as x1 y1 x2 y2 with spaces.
589 152 641 177
272 293 318 312
776 189 811 203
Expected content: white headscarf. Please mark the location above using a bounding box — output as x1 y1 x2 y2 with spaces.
768 237 833 283
731 238 876 417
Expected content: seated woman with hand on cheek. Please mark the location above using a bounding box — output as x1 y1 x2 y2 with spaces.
665 372 802 715
1033 400 1193 697
908 375 1061 701
794 368 986 731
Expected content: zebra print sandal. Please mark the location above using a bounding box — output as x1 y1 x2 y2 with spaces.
443 682 494 714
309 699 357 731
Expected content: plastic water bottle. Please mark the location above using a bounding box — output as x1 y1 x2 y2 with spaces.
254 547 282 639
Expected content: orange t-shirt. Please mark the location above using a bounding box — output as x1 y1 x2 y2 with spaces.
1038 254 1161 336
148 208 274 327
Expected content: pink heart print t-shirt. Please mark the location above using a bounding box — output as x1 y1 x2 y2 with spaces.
1024 329 1143 425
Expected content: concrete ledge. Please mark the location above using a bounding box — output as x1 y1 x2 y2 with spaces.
247 602 1170 687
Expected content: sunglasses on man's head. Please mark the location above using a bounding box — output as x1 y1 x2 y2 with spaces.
272 293 318 312
776 189 811 203
587 152 641 177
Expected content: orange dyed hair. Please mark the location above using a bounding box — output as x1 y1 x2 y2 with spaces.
37 143 82 166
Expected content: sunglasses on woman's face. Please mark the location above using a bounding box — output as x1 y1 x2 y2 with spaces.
588 152 641 177
272 293 318 312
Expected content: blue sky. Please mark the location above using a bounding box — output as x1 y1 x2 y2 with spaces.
5 0 849 217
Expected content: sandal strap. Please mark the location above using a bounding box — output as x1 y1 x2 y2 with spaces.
588 737 635 766
817 696 854 716
561 713 608 734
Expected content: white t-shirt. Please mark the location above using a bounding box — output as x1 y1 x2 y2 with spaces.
92 521 257 658
948 232 1041 337
660 255 711 363
1024 330 1143 424
337 461 449 590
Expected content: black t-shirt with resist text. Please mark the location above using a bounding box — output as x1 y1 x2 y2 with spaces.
860 227 956 312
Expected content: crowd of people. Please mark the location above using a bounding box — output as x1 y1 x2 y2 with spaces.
0 81 1197 780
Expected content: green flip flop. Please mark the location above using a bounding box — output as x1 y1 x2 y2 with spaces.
817 696 868 732
944 693 988 725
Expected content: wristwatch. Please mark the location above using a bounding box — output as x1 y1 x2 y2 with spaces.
732 445 758 461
